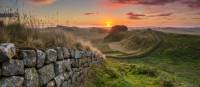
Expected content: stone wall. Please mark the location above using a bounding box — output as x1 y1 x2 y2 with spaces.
0 43 103 87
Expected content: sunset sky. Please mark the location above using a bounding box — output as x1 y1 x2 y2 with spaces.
0 0 200 27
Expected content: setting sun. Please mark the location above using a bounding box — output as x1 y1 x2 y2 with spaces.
0 0 200 87
105 21 112 27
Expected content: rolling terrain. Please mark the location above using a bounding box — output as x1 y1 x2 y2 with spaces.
106 30 161 58
153 28 200 35
81 29 200 87
54 26 200 87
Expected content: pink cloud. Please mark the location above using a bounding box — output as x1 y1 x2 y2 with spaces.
26 0 55 5
100 0 129 9
150 12 173 17
196 12 200 15
104 0 200 9
192 17 200 20
182 0 200 8
101 0 200 11
100 0 180 11
84 12 98 15
126 12 146 20
107 0 178 5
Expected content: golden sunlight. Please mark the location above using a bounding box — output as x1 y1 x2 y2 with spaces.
105 21 112 27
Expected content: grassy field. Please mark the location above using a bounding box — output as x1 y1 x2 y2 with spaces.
84 30 200 87
120 33 200 87
85 58 177 87
107 30 161 58
2 24 199 87
0 23 100 52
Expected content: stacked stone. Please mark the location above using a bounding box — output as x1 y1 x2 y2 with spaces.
0 43 103 87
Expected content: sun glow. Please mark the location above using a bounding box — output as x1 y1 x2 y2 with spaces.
105 21 112 27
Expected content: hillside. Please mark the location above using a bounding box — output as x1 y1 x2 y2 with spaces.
119 32 200 87
104 30 161 58
85 30 200 87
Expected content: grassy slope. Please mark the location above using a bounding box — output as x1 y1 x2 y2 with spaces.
105 30 161 58
120 33 200 87
0 24 77 49
85 58 177 87
85 30 200 87
0 24 103 55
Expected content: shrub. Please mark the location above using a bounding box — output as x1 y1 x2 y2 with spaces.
160 80 174 87
159 72 176 87
104 67 120 79
109 25 128 33
0 21 4 27
131 65 158 77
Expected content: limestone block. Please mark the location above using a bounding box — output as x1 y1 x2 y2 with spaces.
0 43 16 62
38 64 55 85
56 47 64 60
54 59 71 75
0 76 24 87
21 50 37 67
62 81 68 87
24 68 39 87
64 59 72 72
63 72 70 80
75 50 81 59
62 47 70 59
36 50 46 68
54 74 65 87
46 80 56 87
2 59 24 76
45 49 57 64
69 49 75 58
54 61 66 75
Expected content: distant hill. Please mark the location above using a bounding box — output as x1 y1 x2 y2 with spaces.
86 29 200 87
104 30 161 57
153 27 200 35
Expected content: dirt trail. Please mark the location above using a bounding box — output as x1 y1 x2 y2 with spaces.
154 29 200 36
109 42 142 54
107 31 162 58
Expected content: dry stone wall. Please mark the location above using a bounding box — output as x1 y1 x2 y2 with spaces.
0 43 103 87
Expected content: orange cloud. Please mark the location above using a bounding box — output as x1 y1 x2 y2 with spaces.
84 12 98 15
149 12 173 17
104 0 200 9
182 0 200 8
100 0 129 9
105 0 178 6
26 0 55 5
126 12 146 20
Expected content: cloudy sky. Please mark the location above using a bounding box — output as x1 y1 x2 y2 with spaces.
0 0 200 27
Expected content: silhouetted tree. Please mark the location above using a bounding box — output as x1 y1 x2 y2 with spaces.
110 25 128 33
0 21 4 27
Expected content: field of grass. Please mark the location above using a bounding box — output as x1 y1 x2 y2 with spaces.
85 59 177 87
1 24 199 87
104 30 161 58
0 23 99 52
85 30 200 87
120 33 200 87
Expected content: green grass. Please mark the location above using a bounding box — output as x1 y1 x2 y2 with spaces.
118 33 200 87
0 23 99 52
85 59 177 87
120 30 158 50
86 30 200 87
104 30 162 58
95 42 113 53
0 23 75 48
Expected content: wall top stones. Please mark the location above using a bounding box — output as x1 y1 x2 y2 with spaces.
0 43 16 62
0 43 103 63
